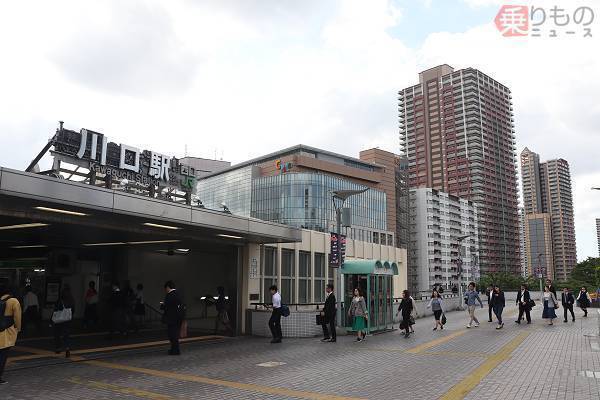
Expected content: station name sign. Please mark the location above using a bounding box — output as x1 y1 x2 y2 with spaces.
53 127 196 191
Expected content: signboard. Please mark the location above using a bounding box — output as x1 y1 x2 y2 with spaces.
275 159 293 174
249 257 258 279
329 232 347 267
52 127 197 192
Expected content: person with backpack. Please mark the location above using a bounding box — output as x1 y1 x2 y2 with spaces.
53 286 75 358
1 284 22 385
268 285 283 343
161 280 184 355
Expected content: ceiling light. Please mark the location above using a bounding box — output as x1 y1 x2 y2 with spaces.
175 249 190 253
10 245 48 249
0 223 49 231
143 222 181 230
35 206 88 216
217 234 243 239
128 240 181 245
82 242 126 247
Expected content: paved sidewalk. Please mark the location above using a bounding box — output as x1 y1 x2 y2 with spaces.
2 306 599 400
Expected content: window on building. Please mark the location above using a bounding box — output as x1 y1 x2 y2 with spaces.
373 232 379 244
314 253 326 303
263 246 277 303
281 249 295 304
298 251 311 303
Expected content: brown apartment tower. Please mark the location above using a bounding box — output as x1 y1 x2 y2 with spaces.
521 148 576 281
399 65 520 275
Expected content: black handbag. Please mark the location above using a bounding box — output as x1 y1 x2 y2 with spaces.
441 313 447 325
316 314 324 325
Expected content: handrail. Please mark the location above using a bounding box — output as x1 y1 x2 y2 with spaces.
250 302 327 311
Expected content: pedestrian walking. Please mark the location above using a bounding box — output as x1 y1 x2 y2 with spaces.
22 285 41 336
320 284 336 342
397 290 413 338
161 281 183 355
490 285 505 329
107 282 127 340
561 287 575 323
542 285 558 325
214 286 233 335
134 284 145 330
486 285 494 322
464 282 483 328
515 284 532 324
268 285 283 343
546 279 557 298
576 286 591 317
427 290 445 331
0 284 22 385
409 295 418 333
348 288 368 342
83 281 99 329
53 286 75 358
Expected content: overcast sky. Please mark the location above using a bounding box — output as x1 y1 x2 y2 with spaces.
1 0 599 260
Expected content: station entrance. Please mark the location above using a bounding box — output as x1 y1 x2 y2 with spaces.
342 260 398 333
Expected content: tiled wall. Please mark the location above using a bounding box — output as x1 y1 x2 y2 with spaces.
251 310 323 338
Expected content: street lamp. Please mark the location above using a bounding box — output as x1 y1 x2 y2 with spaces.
536 253 544 301
456 234 470 310
331 188 368 328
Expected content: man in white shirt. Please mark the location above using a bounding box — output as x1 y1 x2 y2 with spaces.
268 285 282 343
22 285 41 335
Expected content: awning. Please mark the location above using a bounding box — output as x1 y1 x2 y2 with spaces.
341 259 399 275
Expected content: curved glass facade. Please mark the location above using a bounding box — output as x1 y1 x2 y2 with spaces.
251 173 386 233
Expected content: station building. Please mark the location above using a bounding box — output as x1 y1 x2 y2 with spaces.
0 124 406 338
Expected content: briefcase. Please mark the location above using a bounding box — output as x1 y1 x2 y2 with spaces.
316 314 324 325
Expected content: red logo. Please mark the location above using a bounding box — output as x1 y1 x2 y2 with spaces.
495 5 529 36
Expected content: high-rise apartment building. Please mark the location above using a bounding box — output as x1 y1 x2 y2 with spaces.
399 65 520 276
518 208 528 277
409 188 479 292
520 148 577 280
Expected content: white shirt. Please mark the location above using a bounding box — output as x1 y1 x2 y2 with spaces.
23 291 39 311
272 292 281 308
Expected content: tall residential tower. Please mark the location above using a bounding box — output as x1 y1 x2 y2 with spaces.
520 148 577 280
399 65 520 276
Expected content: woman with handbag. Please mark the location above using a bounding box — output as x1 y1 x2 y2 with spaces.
397 290 414 338
576 287 592 317
53 286 75 358
427 290 445 331
348 288 368 342
542 285 558 325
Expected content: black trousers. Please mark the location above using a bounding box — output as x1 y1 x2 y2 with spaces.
518 305 531 323
0 347 9 380
321 314 336 340
54 322 71 351
268 308 282 339
488 304 493 321
167 323 181 354
564 305 575 321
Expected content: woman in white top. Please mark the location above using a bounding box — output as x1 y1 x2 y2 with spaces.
542 285 558 325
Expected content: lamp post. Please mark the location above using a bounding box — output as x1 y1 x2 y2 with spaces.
331 188 368 328
456 235 470 311
537 253 544 301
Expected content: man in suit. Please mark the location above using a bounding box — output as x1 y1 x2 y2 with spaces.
320 284 337 343
486 285 494 322
561 287 575 322
161 280 183 355
515 284 531 324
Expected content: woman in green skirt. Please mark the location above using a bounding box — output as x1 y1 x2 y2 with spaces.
348 288 368 342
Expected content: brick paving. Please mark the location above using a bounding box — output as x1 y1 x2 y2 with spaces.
2 306 599 399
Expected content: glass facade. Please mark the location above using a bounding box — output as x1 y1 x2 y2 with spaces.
251 173 387 233
196 166 255 216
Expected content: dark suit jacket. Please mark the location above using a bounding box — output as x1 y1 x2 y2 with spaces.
162 289 183 326
491 291 505 307
516 290 530 306
561 292 575 307
323 293 336 321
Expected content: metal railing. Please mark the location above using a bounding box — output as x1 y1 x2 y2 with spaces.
250 302 327 311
